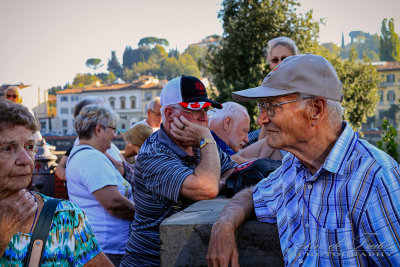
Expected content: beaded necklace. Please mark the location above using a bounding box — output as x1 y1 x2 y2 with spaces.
26 188 38 234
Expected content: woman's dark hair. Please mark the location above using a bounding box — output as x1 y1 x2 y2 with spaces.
0 99 39 133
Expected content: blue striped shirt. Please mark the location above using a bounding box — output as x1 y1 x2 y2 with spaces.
121 125 236 266
253 121 400 266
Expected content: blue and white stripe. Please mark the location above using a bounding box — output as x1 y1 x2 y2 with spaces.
121 125 236 266
254 121 400 266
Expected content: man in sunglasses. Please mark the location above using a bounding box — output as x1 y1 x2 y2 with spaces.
207 54 400 266
121 75 237 266
4 86 22 103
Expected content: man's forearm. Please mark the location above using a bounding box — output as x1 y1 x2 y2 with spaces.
217 186 256 229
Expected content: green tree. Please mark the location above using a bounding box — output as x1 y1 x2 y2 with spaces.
380 18 400 61
72 73 100 87
85 58 103 74
138 37 169 47
204 0 321 127
377 119 399 162
122 67 138 83
107 51 123 78
310 46 381 131
47 85 62 95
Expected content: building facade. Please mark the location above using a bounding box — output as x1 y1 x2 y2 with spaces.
55 76 165 135
372 62 400 129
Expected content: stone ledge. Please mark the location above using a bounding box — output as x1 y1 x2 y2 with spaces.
160 197 283 266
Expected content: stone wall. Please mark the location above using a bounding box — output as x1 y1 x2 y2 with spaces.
160 197 284 267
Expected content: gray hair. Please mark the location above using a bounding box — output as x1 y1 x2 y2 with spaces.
0 99 39 134
266 37 298 62
73 97 104 118
74 104 119 139
208 102 249 124
298 93 343 126
161 104 179 123
148 97 161 111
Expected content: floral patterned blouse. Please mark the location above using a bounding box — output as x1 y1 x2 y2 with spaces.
0 193 101 266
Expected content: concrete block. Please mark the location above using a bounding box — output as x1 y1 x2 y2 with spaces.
160 197 283 267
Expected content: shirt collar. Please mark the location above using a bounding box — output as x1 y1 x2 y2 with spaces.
321 121 358 175
289 121 357 181
158 123 194 159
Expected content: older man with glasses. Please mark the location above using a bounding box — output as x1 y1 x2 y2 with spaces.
206 54 400 266
121 75 237 267
131 96 162 132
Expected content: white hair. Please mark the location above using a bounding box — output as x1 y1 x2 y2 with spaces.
160 104 180 123
298 93 343 126
148 97 161 111
208 102 249 124
266 37 298 62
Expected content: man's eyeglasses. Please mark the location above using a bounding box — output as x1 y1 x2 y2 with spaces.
173 105 213 119
257 97 314 117
107 125 117 134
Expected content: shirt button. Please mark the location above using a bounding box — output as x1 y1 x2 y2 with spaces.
305 223 309 228
307 184 313 190
298 259 303 264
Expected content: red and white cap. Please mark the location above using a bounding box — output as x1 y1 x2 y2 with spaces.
160 75 222 110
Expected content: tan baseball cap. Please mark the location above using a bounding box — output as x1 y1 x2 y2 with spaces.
232 54 343 102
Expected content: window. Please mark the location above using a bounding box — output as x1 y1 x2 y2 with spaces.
379 109 386 120
121 124 126 130
120 115 127 120
157 90 161 96
61 96 68 102
387 74 395 83
130 96 136 109
109 97 115 109
387 90 396 104
120 97 126 109
145 92 152 101
71 108 74 114
61 108 68 114
378 91 384 105
62 120 68 127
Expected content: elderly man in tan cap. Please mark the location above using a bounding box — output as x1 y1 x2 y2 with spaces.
206 54 400 266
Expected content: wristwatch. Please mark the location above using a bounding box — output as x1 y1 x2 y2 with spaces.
199 138 216 148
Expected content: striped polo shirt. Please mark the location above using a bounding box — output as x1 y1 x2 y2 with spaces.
253 121 400 265
121 125 236 266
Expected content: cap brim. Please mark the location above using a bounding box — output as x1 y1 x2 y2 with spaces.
232 85 297 101
181 97 222 109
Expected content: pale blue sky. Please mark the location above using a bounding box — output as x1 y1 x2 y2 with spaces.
1 0 399 96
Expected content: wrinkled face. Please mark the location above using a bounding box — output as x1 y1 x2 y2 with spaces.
227 117 250 152
99 124 117 152
172 106 209 128
148 102 162 127
5 88 21 103
269 45 294 70
0 126 35 195
257 94 310 149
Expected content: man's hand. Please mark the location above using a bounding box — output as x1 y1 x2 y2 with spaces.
0 189 37 256
207 221 239 267
170 116 211 147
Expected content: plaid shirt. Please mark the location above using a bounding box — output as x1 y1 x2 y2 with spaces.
253 121 400 266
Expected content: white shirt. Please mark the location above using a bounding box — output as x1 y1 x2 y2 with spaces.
66 145 133 254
